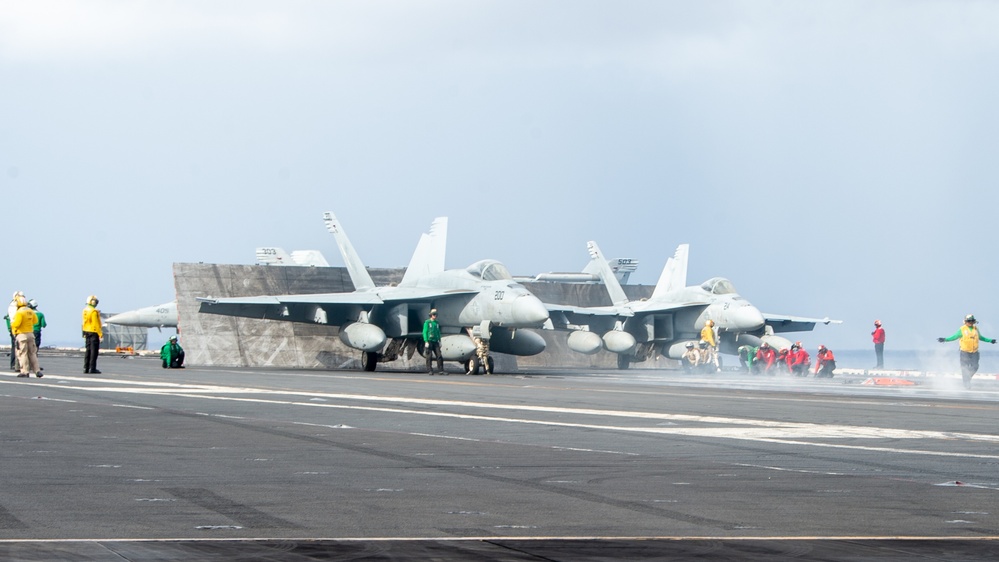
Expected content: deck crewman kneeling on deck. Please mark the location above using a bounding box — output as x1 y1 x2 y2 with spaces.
160 335 185 369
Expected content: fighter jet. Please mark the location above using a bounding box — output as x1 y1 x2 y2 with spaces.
515 257 640 284
110 248 332 330
106 301 178 330
198 211 550 372
255 248 330 267
547 241 839 369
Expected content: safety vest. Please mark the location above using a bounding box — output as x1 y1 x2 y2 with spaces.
700 326 716 347
960 325 980 353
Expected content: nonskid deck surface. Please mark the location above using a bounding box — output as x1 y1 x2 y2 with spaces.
1 355 997 561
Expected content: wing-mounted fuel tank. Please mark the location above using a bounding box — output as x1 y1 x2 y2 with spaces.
489 328 546 357
338 322 387 352
602 330 637 355
567 331 602 355
440 335 478 361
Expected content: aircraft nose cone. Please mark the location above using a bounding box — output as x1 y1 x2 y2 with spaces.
106 311 138 325
512 294 549 326
731 305 765 331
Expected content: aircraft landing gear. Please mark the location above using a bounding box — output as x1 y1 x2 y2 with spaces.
361 351 378 372
465 355 495 375
466 321 494 375
617 354 631 370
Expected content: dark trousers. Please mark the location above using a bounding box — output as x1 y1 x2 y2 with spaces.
84 331 100 372
874 343 884 368
163 350 185 368
9 331 17 370
817 360 836 378
34 331 41 348
425 341 443 373
960 351 979 388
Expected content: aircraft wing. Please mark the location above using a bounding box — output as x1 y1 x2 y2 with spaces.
197 287 479 325
764 313 842 333
197 293 384 323
547 299 708 320
198 293 383 306
545 303 634 318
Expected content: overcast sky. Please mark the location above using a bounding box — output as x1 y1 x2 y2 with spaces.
3 1 998 352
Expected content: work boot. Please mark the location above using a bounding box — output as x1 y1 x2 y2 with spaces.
35 372 43 378
91 369 102 374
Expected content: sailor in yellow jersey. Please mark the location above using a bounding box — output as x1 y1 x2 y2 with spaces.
699 319 719 371
82 295 103 374
938 314 996 389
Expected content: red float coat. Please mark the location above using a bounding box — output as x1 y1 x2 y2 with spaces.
872 327 885 344
815 349 835 374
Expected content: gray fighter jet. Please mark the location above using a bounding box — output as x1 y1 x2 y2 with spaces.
255 247 330 267
198 211 550 372
547 241 839 369
515 257 639 284
106 301 178 329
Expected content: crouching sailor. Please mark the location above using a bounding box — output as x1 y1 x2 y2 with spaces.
160 335 185 369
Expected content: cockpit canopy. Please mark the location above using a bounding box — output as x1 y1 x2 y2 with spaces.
700 277 738 295
466 260 513 281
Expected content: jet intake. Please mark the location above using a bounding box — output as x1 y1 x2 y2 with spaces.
567 331 602 355
490 329 546 357
338 322 386 352
603 331 637 355
440 335 477 361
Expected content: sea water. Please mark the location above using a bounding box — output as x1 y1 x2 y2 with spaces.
831 348 999 374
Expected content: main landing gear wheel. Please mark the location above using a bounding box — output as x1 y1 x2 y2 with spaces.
617 355 631 370
486 356 494 374
361 352 378 372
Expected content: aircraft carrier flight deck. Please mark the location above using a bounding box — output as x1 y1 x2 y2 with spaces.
1 353 998 561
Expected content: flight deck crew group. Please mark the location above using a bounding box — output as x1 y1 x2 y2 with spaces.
3 290 997 390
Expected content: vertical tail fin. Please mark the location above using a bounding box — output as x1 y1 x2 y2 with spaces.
400 217 448 286
586 241 630 306
651 244 689 300
323 211 376 291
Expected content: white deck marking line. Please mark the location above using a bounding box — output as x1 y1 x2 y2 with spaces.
20 378 999 456
731 463 845 476
43 381 999 442
47 389 999 460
